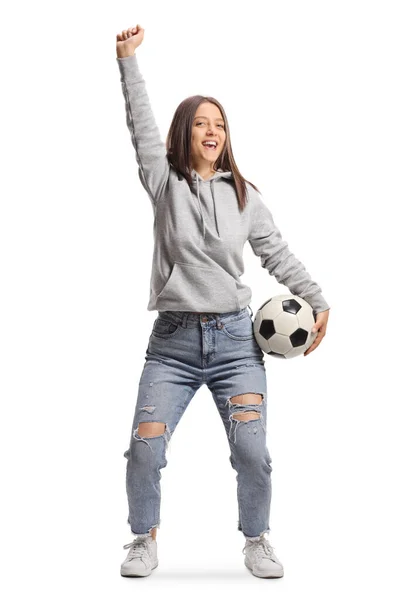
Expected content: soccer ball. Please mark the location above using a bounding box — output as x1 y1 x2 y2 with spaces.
253 294 317 359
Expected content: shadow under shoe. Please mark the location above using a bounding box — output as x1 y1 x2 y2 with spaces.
120 535 158 577
242 536 284 578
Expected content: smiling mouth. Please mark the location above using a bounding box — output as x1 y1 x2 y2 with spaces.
202 141 218 150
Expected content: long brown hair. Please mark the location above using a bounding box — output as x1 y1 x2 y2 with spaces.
166 96 260 212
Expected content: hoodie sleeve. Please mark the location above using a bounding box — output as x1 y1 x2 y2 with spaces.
247 192 330 314
116 54 170 207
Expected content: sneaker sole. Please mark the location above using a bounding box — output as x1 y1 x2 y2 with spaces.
245 558 284 578
120 560 159 577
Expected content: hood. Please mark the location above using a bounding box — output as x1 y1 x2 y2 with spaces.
189 168 233 240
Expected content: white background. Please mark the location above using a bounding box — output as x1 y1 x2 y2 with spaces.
1 0 399 598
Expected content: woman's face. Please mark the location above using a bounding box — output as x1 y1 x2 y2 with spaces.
191 102 226 168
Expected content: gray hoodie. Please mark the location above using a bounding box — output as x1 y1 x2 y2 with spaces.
116 54 330 314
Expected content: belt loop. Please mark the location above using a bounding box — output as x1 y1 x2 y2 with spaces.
247 304 253 319
215 314 223 330
182 313 188 328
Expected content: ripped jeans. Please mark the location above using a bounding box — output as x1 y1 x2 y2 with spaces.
123 306 272 541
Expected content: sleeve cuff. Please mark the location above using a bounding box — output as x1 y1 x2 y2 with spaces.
303 292 330 314
116 53 142 82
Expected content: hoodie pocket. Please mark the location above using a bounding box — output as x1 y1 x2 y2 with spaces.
156 261 240 312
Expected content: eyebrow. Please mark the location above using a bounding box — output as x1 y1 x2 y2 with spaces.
194 116 225 122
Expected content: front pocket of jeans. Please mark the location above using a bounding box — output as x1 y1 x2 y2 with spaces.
221 315 255 341
151 317 181 339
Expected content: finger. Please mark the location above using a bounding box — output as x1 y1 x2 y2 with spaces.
304 335 323 355
304 344 316 356
313 323 326 335
304 338 321 355
311 322 324 334
127 25 139 38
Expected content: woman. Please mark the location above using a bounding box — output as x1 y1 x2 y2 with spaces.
116 24 330 578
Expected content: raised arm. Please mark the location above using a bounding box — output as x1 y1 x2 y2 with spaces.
248 191 330 315
116 25 170 207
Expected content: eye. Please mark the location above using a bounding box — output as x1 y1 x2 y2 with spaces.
195 121 225 128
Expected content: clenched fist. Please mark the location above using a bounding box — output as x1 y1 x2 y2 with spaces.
116 24 145 58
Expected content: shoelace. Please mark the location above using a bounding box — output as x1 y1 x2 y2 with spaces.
123 536 151 560
242 537 276 561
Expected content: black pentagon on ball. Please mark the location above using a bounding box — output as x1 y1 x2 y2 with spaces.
282 299 302 315
259 319 275 340
267 351 287 359
289 328 308 347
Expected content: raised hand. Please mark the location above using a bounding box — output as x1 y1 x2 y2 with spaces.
116 24 145 58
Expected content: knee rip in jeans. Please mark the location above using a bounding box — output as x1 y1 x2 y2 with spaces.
132 421 172 454
225 393 266 444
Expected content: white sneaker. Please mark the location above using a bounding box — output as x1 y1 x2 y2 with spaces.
120 535 158 577
243 536 284 578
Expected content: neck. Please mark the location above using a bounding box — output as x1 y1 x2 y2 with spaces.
191 160 217 181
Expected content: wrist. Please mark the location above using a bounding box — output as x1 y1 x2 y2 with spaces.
116 49 136 59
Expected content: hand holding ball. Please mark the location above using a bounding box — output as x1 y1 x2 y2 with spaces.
253 294 318 359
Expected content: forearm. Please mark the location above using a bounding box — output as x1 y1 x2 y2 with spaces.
116 53 169 205
248 194 331 314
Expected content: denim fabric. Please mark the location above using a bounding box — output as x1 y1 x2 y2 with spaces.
123 306 273 541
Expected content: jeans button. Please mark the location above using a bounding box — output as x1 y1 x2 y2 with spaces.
201 316 208 322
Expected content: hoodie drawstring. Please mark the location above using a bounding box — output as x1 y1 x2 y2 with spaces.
210 179 220 238
195 172 206 240
195 173 221 240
